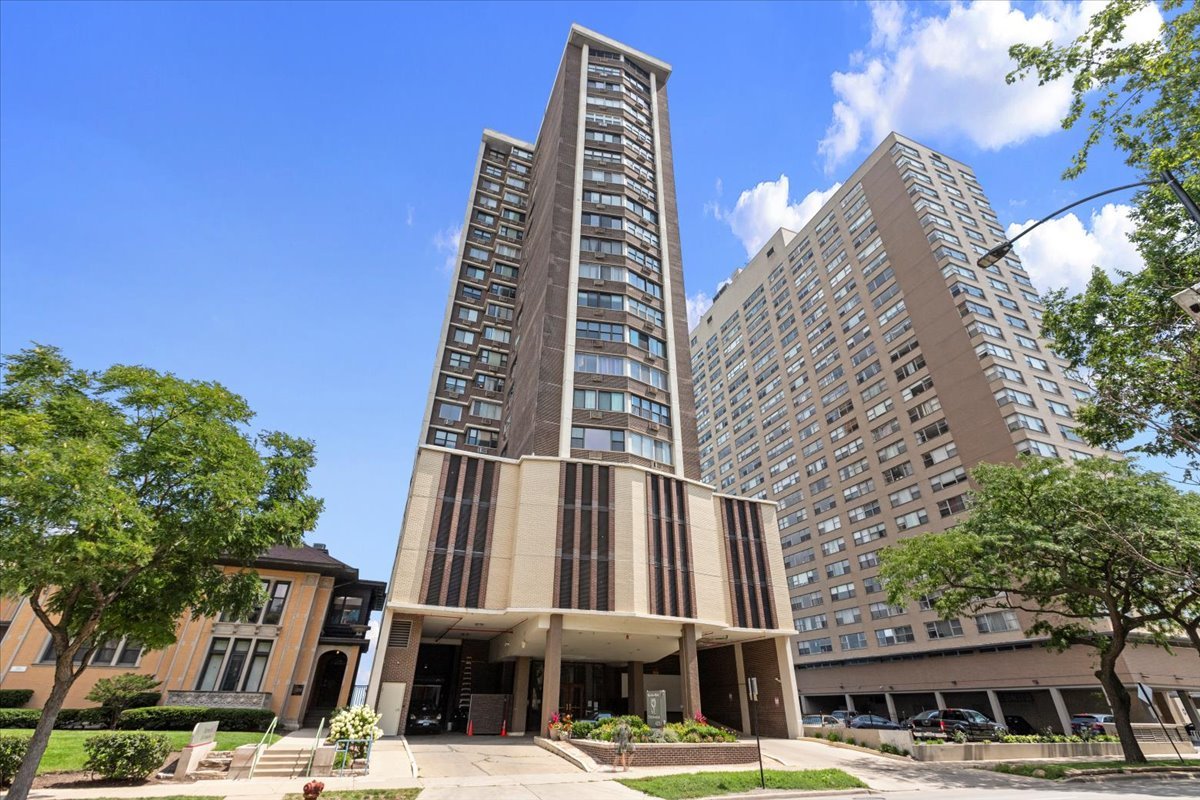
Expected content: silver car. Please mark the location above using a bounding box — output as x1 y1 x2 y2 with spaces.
803 714 842 727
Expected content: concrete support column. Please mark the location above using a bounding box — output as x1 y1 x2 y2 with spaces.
628 661 645 717
987 690 1005 726
734 643 752 734
884 693 899 723
1049 687 1073 735
844 693 856 712
1177 690 1200 736
539 614 563 737
679 623 701 720
933 691 947 710
511 657 530 734
774 636 802 738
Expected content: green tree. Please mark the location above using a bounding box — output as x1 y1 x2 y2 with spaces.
879 457 1200 763
85 673 162 729
1008 0 1200 477
0 345 322 800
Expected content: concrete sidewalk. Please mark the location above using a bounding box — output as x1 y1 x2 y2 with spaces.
14 735 1053 800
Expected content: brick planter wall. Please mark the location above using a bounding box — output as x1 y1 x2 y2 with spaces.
570 739 759 767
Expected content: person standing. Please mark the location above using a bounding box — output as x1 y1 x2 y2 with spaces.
614 720 634 772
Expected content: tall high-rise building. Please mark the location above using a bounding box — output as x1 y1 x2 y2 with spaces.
369 25 802 740
689 133 1200 733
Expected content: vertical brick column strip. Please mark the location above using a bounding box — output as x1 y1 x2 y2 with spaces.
424 455 462 605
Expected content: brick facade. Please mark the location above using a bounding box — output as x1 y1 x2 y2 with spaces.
740 639 789 738
569 738 758 766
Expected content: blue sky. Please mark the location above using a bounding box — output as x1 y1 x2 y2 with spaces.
0 0 1178 590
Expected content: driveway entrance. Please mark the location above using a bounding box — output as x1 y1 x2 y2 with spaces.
407 734 578 778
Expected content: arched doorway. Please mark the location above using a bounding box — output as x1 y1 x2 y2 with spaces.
305 650 348 726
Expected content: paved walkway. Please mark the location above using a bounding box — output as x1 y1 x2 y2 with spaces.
17 735 1197 800
407 734 574 778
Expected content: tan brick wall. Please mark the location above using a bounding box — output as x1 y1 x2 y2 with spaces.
379 614 424 724
1 565 337 724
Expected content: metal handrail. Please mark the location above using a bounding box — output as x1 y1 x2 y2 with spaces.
246 715 278 780
305 717 326 778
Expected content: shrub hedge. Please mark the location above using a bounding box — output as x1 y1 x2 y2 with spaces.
0 709 37 728
83 732 172 780
0 707 118 729
117 706 275 732
0 690 33 709
0 735 30 787
578 715 738 744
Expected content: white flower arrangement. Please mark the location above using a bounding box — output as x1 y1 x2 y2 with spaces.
327 704 384 743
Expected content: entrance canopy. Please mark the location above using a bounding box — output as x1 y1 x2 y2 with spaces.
398 604 781 664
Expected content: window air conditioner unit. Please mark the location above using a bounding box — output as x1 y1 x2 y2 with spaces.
589 411 603 420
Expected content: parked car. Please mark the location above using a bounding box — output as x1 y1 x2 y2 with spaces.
908 708 1007 740
406 705 443 735
831 709 858 724
1070 713 1114 736
1004 715 1037 735
850 714 903 730
803 714 842 727
585 712 613 722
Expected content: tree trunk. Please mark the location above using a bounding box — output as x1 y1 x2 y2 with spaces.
1095 656 1145 764
6 659 78 800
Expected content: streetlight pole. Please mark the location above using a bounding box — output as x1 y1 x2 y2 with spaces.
976 170 1200 270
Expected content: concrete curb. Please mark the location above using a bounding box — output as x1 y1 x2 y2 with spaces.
398 736 419 779
1063 767 1200 783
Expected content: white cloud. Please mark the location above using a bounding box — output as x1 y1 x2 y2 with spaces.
818 1 1163 172
432 224 461 274
687 291 714 331
1008 202 1143 293
406 204 415 226
712 175 842 257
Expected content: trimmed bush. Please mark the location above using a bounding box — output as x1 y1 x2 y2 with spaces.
117 705 275 732
581 715 737 744
571 720 597 740
128 692 162 709
83 732 172 780
0 709 38 728
0 690 33 709
0 735 31 787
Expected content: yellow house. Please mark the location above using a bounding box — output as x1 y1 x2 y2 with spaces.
0 544 385 729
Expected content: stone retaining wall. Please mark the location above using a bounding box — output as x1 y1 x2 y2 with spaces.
911 741 1187 762
165 690 272 709
569 739 759 767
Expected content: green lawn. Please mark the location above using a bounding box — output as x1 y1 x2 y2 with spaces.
282 791 421 800
991 759 1200 780
0 729 279 774
618 769 867 799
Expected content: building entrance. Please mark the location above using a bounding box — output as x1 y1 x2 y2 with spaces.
531 661 626 721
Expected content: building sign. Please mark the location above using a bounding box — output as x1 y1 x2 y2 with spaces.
190 721 219 746
646 689 667 729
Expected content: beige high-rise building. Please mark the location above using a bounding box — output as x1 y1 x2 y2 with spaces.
689 133 1200 733
367 25 802 740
